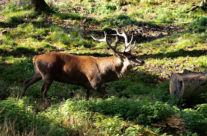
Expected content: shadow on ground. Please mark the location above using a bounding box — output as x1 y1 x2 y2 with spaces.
140 49 207 59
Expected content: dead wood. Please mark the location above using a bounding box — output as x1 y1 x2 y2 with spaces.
170 70 207 100
186 0 207 13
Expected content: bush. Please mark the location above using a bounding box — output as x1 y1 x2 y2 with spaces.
181 104 207 134
55 98 158 135
0 98 36 132
0 98 69 136
192 17 207 32
64 97 178 124
91 97 178 124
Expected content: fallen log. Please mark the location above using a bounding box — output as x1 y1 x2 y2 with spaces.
170 70 207 100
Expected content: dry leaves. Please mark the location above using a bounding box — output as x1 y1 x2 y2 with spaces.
152 114 185 134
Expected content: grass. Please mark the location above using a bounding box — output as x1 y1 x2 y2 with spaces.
0 0 207 135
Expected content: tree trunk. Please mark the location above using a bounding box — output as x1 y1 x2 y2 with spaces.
170 70 207 100
31 0 51 12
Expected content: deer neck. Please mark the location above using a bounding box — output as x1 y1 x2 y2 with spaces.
97 56 130 79
115 56 130 78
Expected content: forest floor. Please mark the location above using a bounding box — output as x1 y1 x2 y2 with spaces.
0 0 207 135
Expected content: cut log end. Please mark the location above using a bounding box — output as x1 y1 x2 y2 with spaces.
170 74 184 99
170 71 207 101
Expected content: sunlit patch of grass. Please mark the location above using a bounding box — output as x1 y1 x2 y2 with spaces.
8 23 48 41
46 29 70 45
18 38 42 49
124 2 204 24
0 36 17 48
4 10 38 24
139 31 207 57
195 56 207 72
92 2 118 15
143 55 207 79
46 25 95 48
0 24 57 53
39 98 160 135
46 0 207 27
16 23 48 39
169 32 207 52
1 0 30 13
4 37 46 53
174 39 194 50
52 42 68 49
0 56 21 64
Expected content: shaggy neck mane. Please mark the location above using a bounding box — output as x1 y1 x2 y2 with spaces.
95 56 129 78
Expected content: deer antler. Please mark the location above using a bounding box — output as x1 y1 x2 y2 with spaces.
115 29 136 52
92 32 120 53
92 30 136 53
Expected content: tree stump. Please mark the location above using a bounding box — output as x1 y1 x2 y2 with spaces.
170 70 207 100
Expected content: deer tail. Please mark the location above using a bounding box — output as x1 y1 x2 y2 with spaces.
33 56 39 73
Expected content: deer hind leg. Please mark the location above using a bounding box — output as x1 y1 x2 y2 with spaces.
41 80 53 108
21 73 41 98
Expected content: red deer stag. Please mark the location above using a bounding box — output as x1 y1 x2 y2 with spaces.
21 30 144 106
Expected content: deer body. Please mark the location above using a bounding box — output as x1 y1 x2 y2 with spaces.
21 30 144 107
34 52 129 90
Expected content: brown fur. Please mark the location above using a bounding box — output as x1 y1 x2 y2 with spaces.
21 30 144 106
21 30 145 107
21 51 142 106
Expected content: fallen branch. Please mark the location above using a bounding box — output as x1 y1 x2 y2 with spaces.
186 5 200 13
186 0 207 13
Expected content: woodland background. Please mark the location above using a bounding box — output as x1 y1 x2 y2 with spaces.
0 0 207 135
